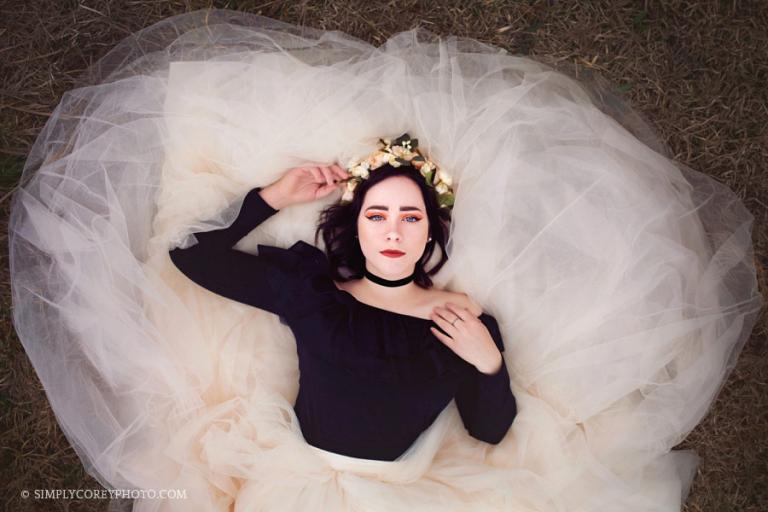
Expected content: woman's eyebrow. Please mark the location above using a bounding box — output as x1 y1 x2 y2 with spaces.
365 205 423 212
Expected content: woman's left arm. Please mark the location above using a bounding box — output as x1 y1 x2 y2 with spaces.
454 315 517 444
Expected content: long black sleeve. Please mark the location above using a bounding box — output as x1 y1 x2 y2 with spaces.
168 187 290 315
454 314 517 444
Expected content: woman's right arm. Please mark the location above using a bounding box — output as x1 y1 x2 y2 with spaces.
168 186 289 314
168 164 348 314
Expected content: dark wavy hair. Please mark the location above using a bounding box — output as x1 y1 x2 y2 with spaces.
313 163 452 288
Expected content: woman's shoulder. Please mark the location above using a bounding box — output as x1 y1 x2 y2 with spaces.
426 288 483 318
254 240 335 317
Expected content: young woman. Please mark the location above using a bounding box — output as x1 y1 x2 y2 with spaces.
168 141 517 463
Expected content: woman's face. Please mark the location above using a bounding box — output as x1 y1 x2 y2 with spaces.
357 176 430 279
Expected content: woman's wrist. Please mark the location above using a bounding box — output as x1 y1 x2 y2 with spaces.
477 353 504 375
258 183 289 210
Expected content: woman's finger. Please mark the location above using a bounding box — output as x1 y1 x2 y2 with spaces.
332 164 348 180
429 326 454 347
444 302 471 323
316 181 337 197
434 305 461 324
431 308 457 333
329 166 347 182
307 166 323 183
319 166 334 186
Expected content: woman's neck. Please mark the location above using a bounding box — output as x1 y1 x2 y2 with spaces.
355 264 423 305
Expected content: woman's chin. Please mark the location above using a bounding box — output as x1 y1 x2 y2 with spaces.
373 259 413 276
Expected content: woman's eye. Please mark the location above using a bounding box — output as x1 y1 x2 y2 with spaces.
367 214 421 223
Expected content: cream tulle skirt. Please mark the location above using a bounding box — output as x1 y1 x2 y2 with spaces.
8 8 763 512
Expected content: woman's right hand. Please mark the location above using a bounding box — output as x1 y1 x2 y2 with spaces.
261 163 350 209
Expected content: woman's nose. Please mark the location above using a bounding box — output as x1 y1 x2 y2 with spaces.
386 225 402 240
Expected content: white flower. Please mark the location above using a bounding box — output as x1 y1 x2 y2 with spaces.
351 162 371 178
435 182 449 194
371 151 389 167
391 146 411 158
436 169 452 186
342 179 360 202
386 153 401 167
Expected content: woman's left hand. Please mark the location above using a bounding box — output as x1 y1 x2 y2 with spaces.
430 302 503 374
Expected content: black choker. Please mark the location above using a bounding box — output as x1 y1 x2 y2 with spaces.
364 267 416 287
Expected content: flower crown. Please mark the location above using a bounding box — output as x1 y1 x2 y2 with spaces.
341 133 455 210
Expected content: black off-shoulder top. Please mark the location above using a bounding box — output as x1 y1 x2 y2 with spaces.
168 187 517 461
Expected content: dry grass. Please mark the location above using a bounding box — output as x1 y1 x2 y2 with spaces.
1 1 766 511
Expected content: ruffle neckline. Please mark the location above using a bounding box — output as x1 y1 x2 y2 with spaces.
257 240 491 384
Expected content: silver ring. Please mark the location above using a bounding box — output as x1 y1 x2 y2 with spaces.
450 318 460 327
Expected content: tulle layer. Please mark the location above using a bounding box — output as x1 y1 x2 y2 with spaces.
8 8 763 512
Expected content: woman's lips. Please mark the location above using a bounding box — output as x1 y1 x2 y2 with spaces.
380 250 405 258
